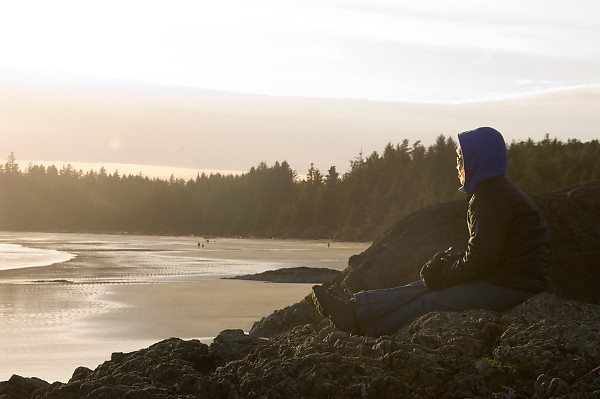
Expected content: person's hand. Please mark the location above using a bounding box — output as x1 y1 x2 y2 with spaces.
441 247 464 263
420 251 450 290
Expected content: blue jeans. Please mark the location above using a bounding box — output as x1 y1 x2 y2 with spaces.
354 280 534 337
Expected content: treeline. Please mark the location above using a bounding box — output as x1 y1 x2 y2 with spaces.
1 135 599 241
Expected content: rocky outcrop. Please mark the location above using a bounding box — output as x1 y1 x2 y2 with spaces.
5 293 598 398
251 181 600 337
225 266 340 283
0 376 50 399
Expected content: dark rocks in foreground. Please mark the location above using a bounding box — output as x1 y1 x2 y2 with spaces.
3 293 600 398
225 266 340 284
0 376 49 399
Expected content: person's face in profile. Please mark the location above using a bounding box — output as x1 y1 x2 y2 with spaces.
456 147 465 185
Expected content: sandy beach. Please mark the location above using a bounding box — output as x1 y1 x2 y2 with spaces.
0 232 369 382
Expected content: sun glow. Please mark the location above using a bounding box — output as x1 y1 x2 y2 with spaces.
1 0 599 102
22 160 244 181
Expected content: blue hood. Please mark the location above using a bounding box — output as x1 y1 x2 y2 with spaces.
457 127 507 195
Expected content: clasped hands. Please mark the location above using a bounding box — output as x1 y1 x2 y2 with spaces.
420 247 462 291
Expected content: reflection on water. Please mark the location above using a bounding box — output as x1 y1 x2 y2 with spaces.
0 232 363 282
0 232 253 382
0 243 75 271
0 231 369 382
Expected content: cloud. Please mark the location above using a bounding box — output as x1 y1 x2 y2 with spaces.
1 0 599 102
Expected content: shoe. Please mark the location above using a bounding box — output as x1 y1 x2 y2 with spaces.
311 285 361 335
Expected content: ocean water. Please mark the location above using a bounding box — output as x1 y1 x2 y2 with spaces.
0 231 369 382
0 233 313 283
0 243 75 271
0 232 358 280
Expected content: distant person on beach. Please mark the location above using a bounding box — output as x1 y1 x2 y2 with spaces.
312 127 551 337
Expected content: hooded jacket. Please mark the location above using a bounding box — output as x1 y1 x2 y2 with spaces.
440 127 550 293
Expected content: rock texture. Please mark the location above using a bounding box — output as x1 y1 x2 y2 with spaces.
3 294 599 398
225 267 340 284
251 181 600 337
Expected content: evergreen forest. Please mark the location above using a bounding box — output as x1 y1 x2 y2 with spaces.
1 135 599 241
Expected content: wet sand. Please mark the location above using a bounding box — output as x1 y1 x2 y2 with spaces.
0 233 369 382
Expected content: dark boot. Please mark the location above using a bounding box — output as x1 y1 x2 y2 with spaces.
311 285 362 335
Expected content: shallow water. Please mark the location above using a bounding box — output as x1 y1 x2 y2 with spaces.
0 232 369 382
0 243 75 271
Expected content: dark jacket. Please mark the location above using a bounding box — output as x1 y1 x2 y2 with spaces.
443 175 550 293
431 127 550 293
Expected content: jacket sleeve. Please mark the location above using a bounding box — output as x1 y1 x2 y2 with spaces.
421 249 466 290
439 188 513 286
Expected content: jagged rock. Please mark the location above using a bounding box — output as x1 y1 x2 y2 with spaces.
251 181 600 337
250 296 328 337
0 375 50 399
32 337 214 399
222 294 600 398
209 329 267 367
8 293 597 398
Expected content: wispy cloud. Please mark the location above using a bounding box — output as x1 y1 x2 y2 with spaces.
1 0 599 102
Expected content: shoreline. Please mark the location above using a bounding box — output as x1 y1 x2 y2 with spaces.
0 228 370 243
0 232 369 382
0 243 76 272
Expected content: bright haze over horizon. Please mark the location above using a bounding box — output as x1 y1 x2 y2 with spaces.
1 0 599 179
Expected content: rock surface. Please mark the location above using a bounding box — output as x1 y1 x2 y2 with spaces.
3 294 599 398
225 266 340 283
2 181 600 398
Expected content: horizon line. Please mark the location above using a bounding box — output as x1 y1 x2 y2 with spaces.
19 160 245 181
15 132 599 181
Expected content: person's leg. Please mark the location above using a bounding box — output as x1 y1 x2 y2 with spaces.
354 281 534 337
354 280 428 332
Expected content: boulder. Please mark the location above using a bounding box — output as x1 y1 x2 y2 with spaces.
0 375 50 398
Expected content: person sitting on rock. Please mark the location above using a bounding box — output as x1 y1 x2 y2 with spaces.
312 127 551 337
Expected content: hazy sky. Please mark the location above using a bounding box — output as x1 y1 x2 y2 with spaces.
1 1 599 178
2 0 599 102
